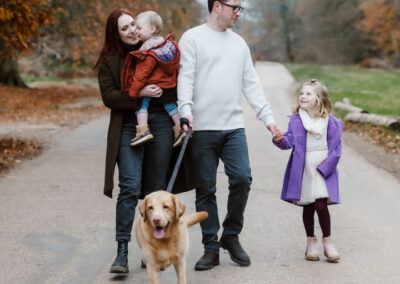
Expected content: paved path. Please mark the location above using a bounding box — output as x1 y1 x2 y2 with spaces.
1 62 399 283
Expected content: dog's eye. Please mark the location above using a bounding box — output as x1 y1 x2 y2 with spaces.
148 206 153 210
163 205 169 209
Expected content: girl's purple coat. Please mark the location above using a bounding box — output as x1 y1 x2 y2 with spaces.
274 114 343 205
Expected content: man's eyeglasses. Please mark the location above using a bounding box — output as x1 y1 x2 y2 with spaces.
218 1 244 14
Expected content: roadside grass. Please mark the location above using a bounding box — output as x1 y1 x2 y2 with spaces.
22 76 99 88
22 76 64 83
285 63 400 153
285 63 400 116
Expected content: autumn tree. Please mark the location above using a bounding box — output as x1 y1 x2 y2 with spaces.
240 0 365 64
237 0 289 62
0 0 53 87
1 0 204 84
39 0 203 68
279 0 298 62
294 0 365 64
358 0 400 57
154 0 204 37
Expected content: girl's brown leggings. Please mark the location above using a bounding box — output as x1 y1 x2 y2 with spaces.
302 198 331 238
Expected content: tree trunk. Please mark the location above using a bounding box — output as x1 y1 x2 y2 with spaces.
280 1 296 62
333 102 368 113
0 57 27 88
345 113 400 131
0 38 27 88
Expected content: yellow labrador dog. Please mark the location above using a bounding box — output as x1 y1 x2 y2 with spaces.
136 190 208 284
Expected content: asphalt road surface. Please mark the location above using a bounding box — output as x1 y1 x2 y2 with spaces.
1 62 399 283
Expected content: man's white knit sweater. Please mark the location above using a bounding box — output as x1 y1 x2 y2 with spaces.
177 23 275 131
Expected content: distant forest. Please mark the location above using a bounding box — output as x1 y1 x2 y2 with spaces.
1 0 400 86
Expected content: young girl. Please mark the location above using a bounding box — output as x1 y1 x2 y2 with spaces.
273 79 342 263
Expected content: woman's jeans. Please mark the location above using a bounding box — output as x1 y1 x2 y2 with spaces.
116 111 173 241
191 128 252 253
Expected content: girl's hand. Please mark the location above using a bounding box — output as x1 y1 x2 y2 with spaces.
273 132 283 143
139 84 163 98
267 123 280 136
270 125 283 143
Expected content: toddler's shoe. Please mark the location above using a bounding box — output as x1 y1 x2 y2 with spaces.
305 236 319 261
173 125 187 147
130 125 154 146
322 236 340 263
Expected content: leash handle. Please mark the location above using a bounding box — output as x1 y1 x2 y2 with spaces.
180 117 190 129
166 118 192 193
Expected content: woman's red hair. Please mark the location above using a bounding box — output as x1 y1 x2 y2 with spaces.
93 8 135 69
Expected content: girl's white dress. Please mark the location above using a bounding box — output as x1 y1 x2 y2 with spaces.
298 109 330 205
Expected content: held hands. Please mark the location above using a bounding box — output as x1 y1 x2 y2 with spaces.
267 123 284 143
139 84 163 98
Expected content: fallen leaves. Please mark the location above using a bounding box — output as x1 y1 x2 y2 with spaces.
0 138 42 172
344 121 400 154
0 83 107 173
0 84 107 126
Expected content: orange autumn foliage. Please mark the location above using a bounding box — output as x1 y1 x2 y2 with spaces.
358 0 400 56
0 0 53 59
45 0 202 66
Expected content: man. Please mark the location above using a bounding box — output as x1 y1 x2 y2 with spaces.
177 0 281 271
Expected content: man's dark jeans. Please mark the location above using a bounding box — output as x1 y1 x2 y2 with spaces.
116 111 173 242
192 128 252 253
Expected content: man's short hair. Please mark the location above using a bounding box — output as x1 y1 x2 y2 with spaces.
208 0 226 13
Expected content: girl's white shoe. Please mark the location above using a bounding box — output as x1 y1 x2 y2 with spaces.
322 236 340 262
305 236 320 261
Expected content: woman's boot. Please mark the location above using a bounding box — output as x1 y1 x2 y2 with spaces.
110 240 129 273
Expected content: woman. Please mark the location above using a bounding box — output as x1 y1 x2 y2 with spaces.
94 8 198 274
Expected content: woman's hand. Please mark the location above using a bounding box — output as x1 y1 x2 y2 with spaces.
139 84 163 98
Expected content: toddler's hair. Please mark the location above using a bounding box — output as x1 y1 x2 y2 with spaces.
136 11 163 35
293 79 332 118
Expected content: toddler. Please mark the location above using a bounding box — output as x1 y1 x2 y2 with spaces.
121 11 185 147
273 79 342 262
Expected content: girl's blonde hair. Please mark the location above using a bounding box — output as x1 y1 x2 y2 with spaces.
293 79 332 118
137 11 163 36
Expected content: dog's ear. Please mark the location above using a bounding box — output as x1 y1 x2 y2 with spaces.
173 195 186 220
139 198 147 222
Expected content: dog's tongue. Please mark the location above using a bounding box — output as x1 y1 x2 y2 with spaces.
154 227 166 239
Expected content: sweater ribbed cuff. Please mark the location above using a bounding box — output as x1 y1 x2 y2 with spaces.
262 115 276 127
180 104 192 118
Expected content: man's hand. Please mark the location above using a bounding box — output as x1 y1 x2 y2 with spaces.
139 84 163 98
267 123 283 143
273 133 284 143
182 115 194 133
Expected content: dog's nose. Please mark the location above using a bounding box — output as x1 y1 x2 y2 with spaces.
152 217 161 225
